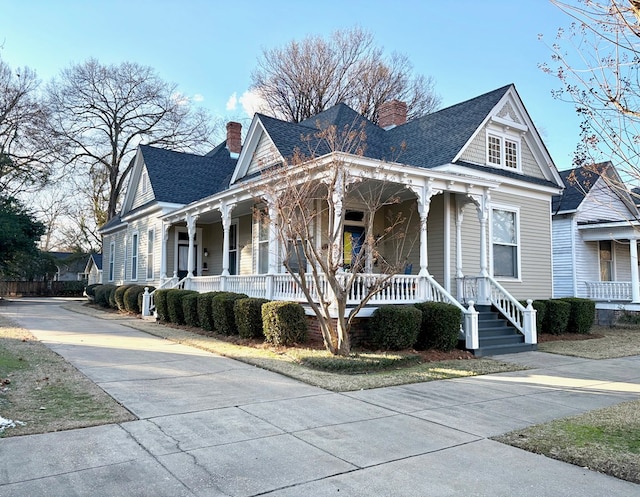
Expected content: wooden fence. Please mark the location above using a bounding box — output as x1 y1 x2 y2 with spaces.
0 280 86 297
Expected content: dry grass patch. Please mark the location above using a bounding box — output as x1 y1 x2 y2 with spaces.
495 400 640 484
538 325 640 359
0 314 135 437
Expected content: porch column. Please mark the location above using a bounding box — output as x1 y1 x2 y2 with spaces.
330 171 345 271
265 199 278 300
409 180 438 277
219 201 235 277
456 202 464 299
473 190 491 305
160 223 169 280
186 214 198 279
631 238 640 303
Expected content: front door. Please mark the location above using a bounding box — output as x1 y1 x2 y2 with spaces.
343 226 364 271
177 242 197 279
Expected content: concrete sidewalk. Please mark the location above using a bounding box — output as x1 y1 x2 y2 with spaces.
1 298 638 496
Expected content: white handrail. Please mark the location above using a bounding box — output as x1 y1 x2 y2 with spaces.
486 276 536 344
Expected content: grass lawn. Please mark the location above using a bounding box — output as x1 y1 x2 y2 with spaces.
0 314 134 437
538 325 640 359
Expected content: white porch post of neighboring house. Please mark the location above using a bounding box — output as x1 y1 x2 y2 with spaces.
160 222 169 282
186 214 198 280
630 237 640 303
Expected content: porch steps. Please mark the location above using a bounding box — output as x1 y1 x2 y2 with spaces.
472 305 536 357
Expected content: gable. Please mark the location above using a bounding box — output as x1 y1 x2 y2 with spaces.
576 174 638 223
130 164 156 210
246 130 282 177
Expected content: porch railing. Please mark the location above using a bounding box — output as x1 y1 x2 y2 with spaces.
584 281 631 301
458 275 537 345
142 275 186 317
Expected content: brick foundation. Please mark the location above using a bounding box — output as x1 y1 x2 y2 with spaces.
306 315 370 347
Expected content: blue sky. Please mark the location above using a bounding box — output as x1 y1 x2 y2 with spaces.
1 0 581 169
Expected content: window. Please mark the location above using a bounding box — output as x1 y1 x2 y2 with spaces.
109 242 115 282
147 229 155 280
257 211 269 274
492 208 519 278
487 133 519 170
286 239 307 273
131 232 139 280
229 221 238 275
599 241 613 281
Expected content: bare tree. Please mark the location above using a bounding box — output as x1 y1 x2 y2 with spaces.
0 56 53 194
252 27 440 124
44 58 219 223
543 0 640 194
257 124 417 355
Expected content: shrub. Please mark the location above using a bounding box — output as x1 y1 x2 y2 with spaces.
84 283 102 299
197 292 222 332
414 302 461 351
107 285 118 309
543 299 571 335
94 284 116 308
122 285 150 313
57 281 86 297
560 297 596 334
135 286 155 314
369 305 421 350
166 289 199 324
262 301 308 346
154 289 170 321
520 299 547 333
212 292 248 335
114 285 134 311
182 293 200 327
235 298 269 339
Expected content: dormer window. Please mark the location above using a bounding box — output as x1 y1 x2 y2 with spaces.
487 132 520 171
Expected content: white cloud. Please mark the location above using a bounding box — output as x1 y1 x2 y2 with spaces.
193 93 204 103
239 89 267 118
226 92 238 111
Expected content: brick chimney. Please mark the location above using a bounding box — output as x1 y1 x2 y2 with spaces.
226 121 242 156
378 100 407 130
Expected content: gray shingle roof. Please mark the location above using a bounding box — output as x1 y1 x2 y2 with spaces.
552 163 610 213
140 143 237 205
256 85 512 169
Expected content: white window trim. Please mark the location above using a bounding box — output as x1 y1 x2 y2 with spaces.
141 170 148 195
254 209 270 274
229 219 239 276
109 241 115 282
131 231 139 281
486 129 522 173
598 240 616 282
146 228 155 281
489 204 522 282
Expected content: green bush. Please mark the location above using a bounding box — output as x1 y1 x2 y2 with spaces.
543 299 571 335
107 285 118 309
212 292 248 335
57 281 86 297
520 300 547 333
182 293 200 327
94 284 116 307
235 298 269 339
166 289 199 324
121 285 149 313
84 283 102 299
560 297 596 334
154 289 170 321
114 285 134 311
262 301 308 346
369 305 421 350
414 302 461 351
135 286 155 314
197 292 222 332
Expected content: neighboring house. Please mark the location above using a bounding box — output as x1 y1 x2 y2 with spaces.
101 84 564 354
49 252 89 281
84 253 103 285
552 162 640 306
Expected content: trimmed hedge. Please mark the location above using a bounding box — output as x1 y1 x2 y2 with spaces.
85 283 101 299
114 284 134 311
560 297 595 334
57 281 86 297
107 285 118 309
135 286 155 314
262 301 308 346
235 298 269 339
153 289 170 321
182 293 200 327
197 292 222 332
369 305 421 350
94 284 116 308
166 289 199 325
414 302 461 351
121 285 151 314
543 299 571 335
212 292 248 335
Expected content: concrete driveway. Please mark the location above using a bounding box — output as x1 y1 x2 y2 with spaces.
1 298 639 496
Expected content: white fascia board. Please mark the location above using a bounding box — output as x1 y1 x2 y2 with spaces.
99 220 129 235
120 148 145 214
120 202 184 223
